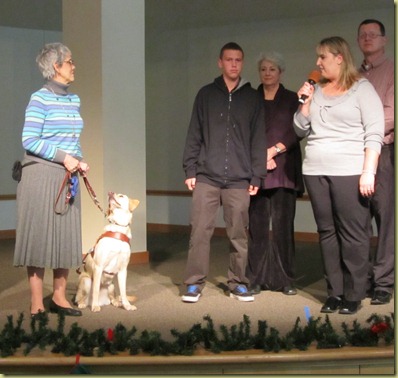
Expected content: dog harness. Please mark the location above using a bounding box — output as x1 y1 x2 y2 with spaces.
96 231 130 246
76 231 131 275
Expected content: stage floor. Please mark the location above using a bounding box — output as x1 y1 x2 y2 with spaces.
0 232 395 374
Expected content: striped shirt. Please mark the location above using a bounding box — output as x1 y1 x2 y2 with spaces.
22 88 84 163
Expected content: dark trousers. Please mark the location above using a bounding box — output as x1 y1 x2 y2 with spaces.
247 188 296 290
304 175 371 301
183 182 250 291
369 144 395 293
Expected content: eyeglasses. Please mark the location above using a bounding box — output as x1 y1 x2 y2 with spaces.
358 33 383 40
63 59 75 65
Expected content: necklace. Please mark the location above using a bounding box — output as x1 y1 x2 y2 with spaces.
48 87 77 137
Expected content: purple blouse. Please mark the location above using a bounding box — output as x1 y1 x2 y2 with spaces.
259 83 304 194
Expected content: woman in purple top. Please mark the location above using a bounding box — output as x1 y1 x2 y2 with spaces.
247 52 303 296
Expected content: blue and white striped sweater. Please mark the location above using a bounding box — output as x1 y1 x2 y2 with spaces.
22 88 84 162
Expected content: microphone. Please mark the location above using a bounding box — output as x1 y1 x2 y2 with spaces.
299 70 321 104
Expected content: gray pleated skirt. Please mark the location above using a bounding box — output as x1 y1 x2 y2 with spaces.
13 155 82 269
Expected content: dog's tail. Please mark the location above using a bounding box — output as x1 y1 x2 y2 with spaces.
125 295 137 303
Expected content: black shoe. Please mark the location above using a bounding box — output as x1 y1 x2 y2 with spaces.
49 299 82 316
282 286 297 296
339 300 361 315
371 290 392 305
249 284 261 295
320 296 342 313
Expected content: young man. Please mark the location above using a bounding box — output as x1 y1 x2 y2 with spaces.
357 19 395 305
181 42 267 303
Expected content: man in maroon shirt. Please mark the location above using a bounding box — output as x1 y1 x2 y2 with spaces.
357 19 395 305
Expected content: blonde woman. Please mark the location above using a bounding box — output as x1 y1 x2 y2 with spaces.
294 36 384 315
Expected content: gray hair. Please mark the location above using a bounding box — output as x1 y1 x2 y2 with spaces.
36 43 71 80
257 51 286 73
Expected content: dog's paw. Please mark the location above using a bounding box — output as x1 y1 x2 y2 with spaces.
91 305 101 312
111 299 123 308
77 303 87 309
123 303 137 311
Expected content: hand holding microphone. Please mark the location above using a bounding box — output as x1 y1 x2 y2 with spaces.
298 70 321 104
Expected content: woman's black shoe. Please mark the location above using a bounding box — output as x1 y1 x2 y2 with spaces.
49 299 82 316
320 296 342 313
339 300 360 315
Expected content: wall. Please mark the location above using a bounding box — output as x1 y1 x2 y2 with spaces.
0 26 61 195
0 26 61 235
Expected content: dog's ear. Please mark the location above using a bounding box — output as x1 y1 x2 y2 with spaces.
129 199 140 212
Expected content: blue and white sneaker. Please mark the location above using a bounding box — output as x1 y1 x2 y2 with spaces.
230 285 254 302
182 285 201 303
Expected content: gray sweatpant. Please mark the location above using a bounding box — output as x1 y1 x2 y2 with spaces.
183 182 250 292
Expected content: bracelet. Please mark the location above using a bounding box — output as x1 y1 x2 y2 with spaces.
362 169 376 175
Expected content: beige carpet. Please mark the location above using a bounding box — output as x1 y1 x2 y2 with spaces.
0 233 394 341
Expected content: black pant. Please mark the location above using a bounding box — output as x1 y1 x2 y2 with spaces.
369 144 395 293
247 188 296 290
304 175 370 301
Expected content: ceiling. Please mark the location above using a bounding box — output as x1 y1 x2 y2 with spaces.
0 0 391 32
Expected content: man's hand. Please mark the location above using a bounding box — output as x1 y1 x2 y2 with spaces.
248 185 259 196
185 177 196 191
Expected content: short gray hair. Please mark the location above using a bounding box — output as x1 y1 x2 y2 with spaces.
257 51 286 73
36 43 71 80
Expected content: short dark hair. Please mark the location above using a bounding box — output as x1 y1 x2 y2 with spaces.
358 19 386 36
219 42 244 59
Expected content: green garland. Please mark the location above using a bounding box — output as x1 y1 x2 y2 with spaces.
0 312 394 358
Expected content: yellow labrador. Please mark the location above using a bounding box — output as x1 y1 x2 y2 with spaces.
75 192 139 312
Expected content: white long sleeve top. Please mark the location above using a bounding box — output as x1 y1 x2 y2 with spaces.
294 78 384 176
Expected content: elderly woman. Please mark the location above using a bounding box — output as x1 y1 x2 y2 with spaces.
13 43 89 317
247 52 304 296
295 36 384 315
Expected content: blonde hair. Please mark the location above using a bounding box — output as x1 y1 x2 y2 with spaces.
316 36 360 90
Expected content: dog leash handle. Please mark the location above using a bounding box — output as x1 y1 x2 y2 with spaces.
80 171 107 217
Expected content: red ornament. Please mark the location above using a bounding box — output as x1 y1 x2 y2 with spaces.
107 328 114 341
371 322 389 334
